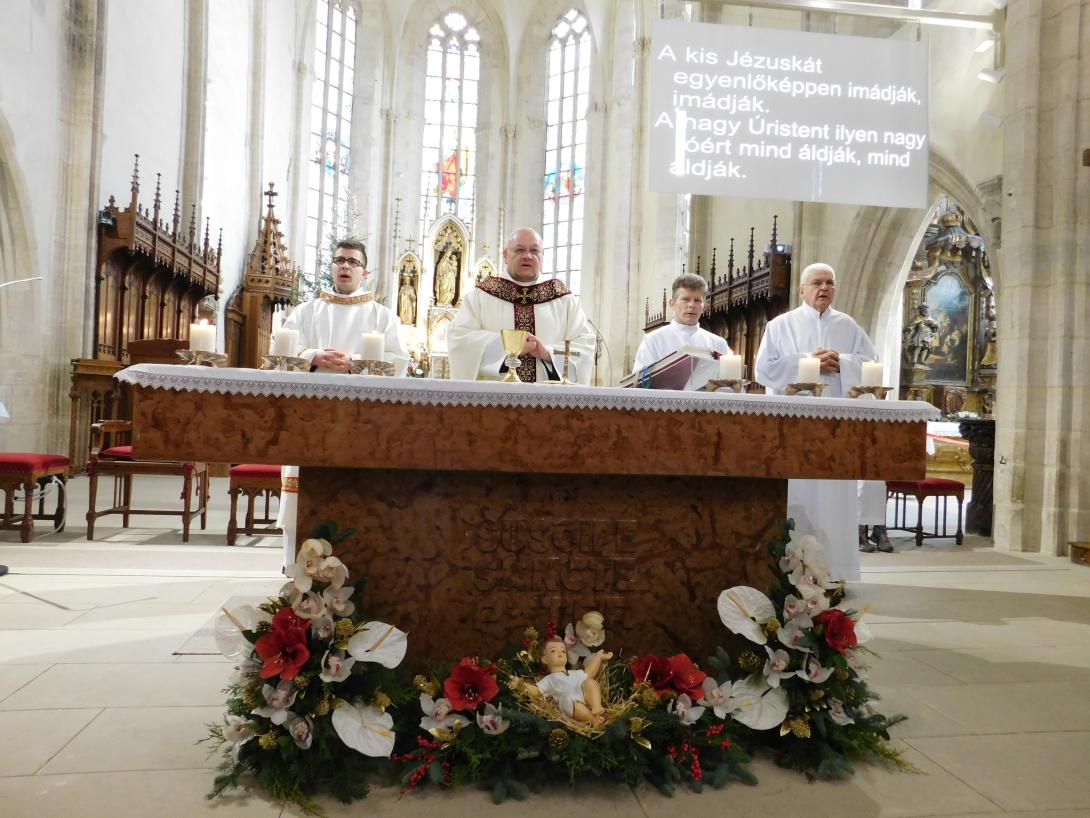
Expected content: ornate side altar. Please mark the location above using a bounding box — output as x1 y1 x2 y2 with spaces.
117 365 936 665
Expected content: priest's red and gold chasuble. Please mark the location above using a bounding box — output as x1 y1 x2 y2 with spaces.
474 276 572 382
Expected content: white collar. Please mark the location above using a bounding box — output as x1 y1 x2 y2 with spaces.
669 320 702 334
799 301 833 320
500 269 542 286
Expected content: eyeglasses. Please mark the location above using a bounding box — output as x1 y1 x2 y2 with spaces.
332 257 364 269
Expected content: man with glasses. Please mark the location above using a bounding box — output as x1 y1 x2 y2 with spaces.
280 239 408 374
755 262 891 583
275 239 408 568
448 227 596 384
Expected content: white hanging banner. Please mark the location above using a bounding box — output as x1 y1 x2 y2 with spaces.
649 20 929 209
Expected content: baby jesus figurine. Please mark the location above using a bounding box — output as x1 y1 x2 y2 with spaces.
534 637 614 725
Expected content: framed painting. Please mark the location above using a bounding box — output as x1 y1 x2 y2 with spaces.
923 273 972 384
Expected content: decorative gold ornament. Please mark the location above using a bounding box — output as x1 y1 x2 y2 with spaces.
764 616 782 634
430 720 467 748
548 728 570 752
259 730 279 750
315 697 331 716
809 689 826 701
334 618 355 643
779 716 812 739
835 668 850 681
738 651 761 672
293 675 310 693
633 683 661 710
628 716 652 750
413 675 440 698
372 691 392 712
845 687 858 701
523 626 539 643
332 697 348 710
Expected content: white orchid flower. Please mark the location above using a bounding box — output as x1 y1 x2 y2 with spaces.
285 714 314 750
333 702 396 757
291 590 327 620
476 702 510 735
725 677 789 730
777 618 812 652
420 693 469 732
312 614 335 641
669 693 706 725
346 621 408 668
279 581 303 606
717 586 776 645
796 658 835 684
284 539 333 593
828 698 855 726
215 605 263 661
699 677 732 719
322 585 355 618
763 646 794 688
316 556 349 590
846 649 870 681
228 654 262 685
319 650 356 683
253 680 297 725
781 595 813 625
223 714 258 761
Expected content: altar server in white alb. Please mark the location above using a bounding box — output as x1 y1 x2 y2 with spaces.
274 239 408 568
632 273 731 387
754 262 890 583
448 227 596 384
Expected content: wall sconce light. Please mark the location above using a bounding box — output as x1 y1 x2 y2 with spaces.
977 68 1004 83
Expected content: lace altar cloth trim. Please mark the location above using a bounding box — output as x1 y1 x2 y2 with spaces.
116 364 939 423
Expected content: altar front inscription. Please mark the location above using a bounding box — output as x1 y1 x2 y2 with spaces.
299 467 783 666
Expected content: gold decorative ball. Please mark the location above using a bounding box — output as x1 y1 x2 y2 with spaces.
738 651 761 672
258 730 279 750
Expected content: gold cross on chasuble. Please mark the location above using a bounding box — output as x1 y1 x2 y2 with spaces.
475 276 573 382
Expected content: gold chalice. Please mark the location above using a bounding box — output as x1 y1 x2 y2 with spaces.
500 328 529 383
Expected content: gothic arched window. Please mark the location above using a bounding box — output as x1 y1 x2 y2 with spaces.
542 8 591 294
419 11 480 236
305 0 356 283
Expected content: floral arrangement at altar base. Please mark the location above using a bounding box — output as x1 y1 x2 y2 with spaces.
711 520 918 779
390 615 758 803
203 522 412 816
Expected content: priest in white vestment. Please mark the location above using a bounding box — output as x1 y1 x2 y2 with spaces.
633 273 731 388
754 262 889 582
448 227 596 384
274 240 408 567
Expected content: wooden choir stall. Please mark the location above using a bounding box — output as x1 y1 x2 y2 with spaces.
117 365 936 667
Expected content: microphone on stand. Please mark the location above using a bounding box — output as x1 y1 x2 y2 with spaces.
585 316 613 387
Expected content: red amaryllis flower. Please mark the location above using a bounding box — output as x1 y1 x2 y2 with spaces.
444 657 499 711
667 653 707 700
630 654 675 695
255 627 310 679
815 609 858 656
269 607 310 638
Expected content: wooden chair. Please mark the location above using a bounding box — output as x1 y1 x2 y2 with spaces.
886 478 965 547
0 454 69 541
227 464 282 545
86 420 209 542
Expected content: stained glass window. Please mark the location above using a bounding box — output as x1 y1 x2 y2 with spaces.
305 0 356 284
542 9 591 295
419 11 480 237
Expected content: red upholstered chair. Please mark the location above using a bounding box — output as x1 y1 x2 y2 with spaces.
227 464 282 545
86 420 209 542
886 478 965 548
0 454 69 542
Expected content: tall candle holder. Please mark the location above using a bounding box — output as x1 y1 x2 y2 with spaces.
176 349 229 367
848 385 891 400
784 382 825 397
260 355 308 372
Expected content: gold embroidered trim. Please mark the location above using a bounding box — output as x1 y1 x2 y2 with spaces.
476 276 571 306
319 291 375 305
281 476 300 493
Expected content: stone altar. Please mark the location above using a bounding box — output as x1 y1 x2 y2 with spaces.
118 365 936 665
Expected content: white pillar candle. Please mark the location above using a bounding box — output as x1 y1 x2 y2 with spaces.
360 332 385 361
189 321 216 353
719 354 743 381
797 355 821 383
272 328 299 357
861 361 884 387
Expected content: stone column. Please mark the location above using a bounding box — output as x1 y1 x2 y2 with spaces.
993 0 1090 554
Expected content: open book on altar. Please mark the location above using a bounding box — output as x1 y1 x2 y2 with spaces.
620 346 722 391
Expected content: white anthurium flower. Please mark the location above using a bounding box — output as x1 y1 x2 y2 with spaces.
316 556 349 590
312 614 335 641
726 677 789 731
699 677 732 719
476 702 510 735
717 586 776 645
777 618 812 652
322 586 355 618
763 646 794 688
291 590 327 620
828 698 855 726
669 693 706 725
796 658 835 684
333 702 396 757
420 693 470 732
285 714 314 750
214 605 262 661
346 621 408 668
842 607 873 645
253 680 297 724
319 650 356 683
